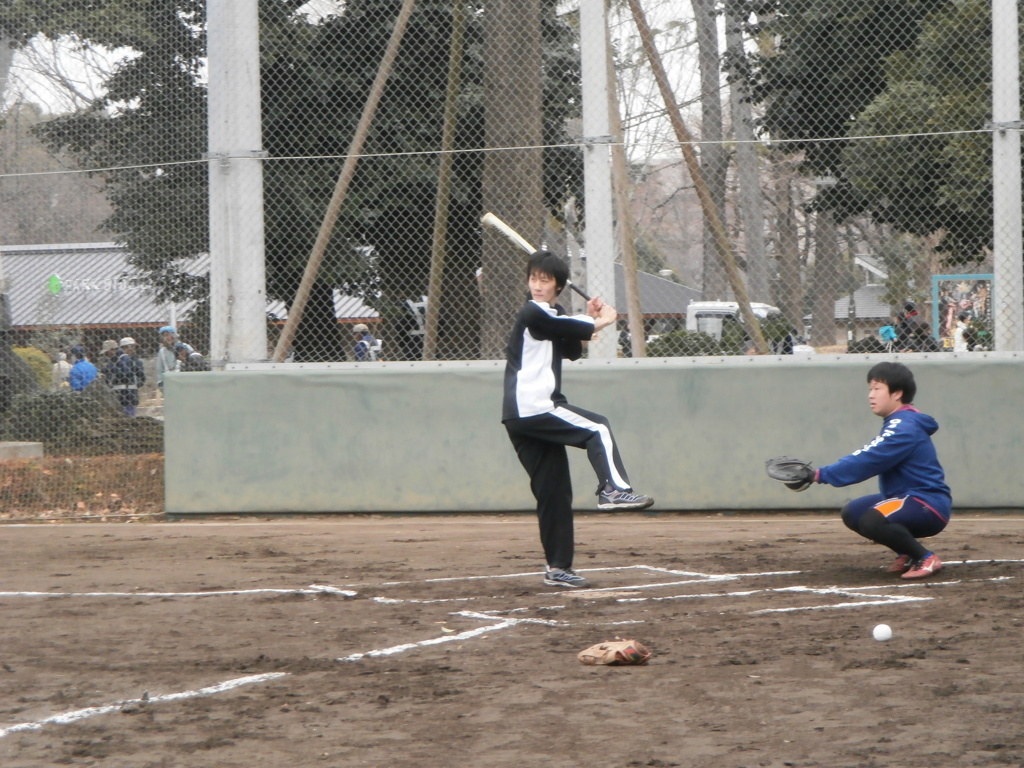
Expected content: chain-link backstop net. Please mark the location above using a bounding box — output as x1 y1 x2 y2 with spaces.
1 0 1023 511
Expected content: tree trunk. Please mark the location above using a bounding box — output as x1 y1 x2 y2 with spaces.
772 154 803 332
479 0 545 359
725 7 770 304
0 33 42 409
809 208 840 347
692 0 728 300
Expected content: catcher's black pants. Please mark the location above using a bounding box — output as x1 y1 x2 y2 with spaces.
504 404 633 570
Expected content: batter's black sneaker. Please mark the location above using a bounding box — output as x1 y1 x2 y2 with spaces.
597 488 654 511
544 567 590 588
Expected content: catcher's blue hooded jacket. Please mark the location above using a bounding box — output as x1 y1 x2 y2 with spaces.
817 405 952 518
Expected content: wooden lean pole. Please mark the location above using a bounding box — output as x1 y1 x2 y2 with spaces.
626 0 769 354
272 0 419 362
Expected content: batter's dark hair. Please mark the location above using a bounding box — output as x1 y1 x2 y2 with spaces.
867 362 916 404
526 250 568 292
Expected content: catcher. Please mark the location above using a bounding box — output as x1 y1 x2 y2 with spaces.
766 362 950 580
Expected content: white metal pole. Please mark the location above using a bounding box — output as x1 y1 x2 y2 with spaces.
992 0 1024 351
208 0 268 365
579 0 618 359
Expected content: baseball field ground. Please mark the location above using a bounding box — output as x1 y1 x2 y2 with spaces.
1 513 1021 767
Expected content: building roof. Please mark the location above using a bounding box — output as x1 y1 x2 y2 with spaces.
0 242 377 329
1 242 697 329
834 284 892 321
853 254 888 281
612 264 701 317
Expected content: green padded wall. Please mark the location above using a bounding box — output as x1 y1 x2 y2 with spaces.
164 356 1023 514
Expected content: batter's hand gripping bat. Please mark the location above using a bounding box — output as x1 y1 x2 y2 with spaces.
480 211 592 301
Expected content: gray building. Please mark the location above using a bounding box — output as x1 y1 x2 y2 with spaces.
0 242 377 356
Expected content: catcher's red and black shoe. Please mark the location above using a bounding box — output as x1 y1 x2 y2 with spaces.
597 488 654 511
544 567 590 588
902 553 943 580
885 554 913 574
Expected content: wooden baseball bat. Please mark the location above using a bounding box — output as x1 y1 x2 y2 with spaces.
480 211 592 301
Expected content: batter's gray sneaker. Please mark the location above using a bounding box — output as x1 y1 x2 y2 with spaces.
597 488 654 510
544 567 590 588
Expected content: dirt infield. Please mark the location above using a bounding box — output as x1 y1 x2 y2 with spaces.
1 513 1022 767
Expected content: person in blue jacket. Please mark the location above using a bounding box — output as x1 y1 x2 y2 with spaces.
68 346 98 391
812 362 951 579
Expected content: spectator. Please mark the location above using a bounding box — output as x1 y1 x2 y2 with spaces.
52 351 72 389
99 339 120 384
174 342 191 372
953 312 972 352
352 323 380 362
156 325 188 390
895 302 921 351
107 337 146 417
879 322 898 352
913 321 941 353
184 351 210 372
67 347 98 392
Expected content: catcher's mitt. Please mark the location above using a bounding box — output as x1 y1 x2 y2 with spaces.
765 456 816 492
577 639 651 666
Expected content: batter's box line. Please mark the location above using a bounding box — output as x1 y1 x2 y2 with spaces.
355 564 732 589
0 585 357 600
557 570 803 596
613 573 1017 614
0 673 288 740
337 611 562 662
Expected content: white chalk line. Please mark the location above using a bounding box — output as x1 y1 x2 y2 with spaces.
3 561 1015 604
338 610 562 662
0 672 288 740
0 585 356 599
4 562 1019 738
610 574 1018 614
364 564 729 588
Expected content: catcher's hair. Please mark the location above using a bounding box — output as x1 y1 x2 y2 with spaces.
526 250 568 293
867 362 916 404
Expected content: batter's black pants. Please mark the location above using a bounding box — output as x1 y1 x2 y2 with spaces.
504 404 633 569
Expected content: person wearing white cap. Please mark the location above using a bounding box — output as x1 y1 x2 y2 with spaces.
106 337 146 416
352 323 380 362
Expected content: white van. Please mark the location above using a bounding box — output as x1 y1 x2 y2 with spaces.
684 300 813 354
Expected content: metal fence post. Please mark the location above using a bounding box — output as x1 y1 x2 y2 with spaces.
580 0 618 359
208 0 268 366
992 0 1024 351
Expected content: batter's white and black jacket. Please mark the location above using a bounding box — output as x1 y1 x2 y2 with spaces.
502 300 596 421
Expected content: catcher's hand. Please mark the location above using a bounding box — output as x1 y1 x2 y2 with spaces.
578 639 651 666
765 456 816 492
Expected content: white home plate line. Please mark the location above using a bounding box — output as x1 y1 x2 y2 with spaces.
0 673 288 740
338 612 562 662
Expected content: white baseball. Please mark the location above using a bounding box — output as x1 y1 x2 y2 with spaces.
872 624 893 642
